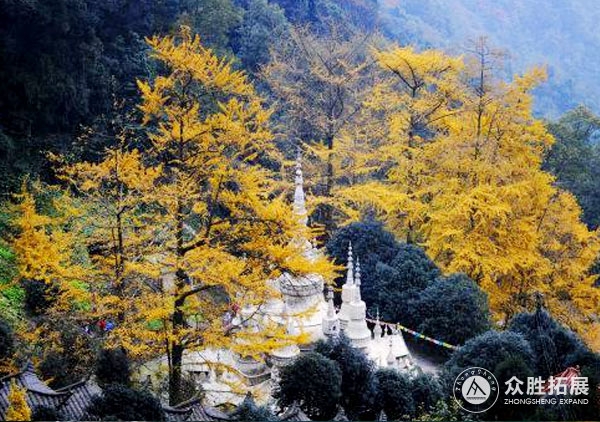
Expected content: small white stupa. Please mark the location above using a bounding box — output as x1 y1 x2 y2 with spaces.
271 151 328 342
344 257 372 349
145 152 416 408
335 243 413 370
322 285 339 337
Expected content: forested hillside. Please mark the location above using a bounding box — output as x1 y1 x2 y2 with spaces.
380 0 600 117
4 0 599 191
0 0 378 192
0 2 599 420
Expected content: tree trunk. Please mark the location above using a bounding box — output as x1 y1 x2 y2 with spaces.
168 341 184 405
169 291 186 405
317 133 335 244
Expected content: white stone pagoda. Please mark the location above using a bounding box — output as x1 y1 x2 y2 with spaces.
150 152 415 407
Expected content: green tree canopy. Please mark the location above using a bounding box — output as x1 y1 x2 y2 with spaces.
374 368 415 420
275 352 342 421
86 384 165 421
544 105 600 229
314 335 377 420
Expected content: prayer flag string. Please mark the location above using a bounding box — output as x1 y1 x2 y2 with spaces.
366 317 459 350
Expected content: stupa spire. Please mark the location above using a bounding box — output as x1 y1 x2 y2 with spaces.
293 149 308 226
326 285 335 318
354 257 362 303
387 337 395 366
374 307 382 338
345 242 354 286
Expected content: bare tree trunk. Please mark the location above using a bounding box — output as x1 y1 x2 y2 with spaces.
169 292 185 406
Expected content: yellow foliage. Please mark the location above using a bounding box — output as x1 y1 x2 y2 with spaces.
12 183 90 316
262 25 378 234
345 42 600 346
39 26 336 404
5 381 31 421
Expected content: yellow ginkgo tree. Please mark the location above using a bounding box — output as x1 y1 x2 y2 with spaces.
347 42 600 346
12 183 91 329
5 381 31 421
49 27 335 405
262 24 377 238
337 46 465 243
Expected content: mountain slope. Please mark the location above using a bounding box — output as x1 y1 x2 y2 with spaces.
380 0 600 117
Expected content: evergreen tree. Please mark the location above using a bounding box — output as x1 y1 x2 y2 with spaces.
410 372 443 416
326 220 402 306
96 347 131 386
179 0 242 54
233 0 289 71
411 274 491 345
22 279 56 317
441 330 535 389
372 244 440 325
275 352 342 421
86 384 165 421
314 335 377 419
230 392 278 421
508 308 595 376
374 368 415 420
544 105 600 230
491 356 535 421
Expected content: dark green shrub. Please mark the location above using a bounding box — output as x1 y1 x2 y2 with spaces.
372 244 440 326
96 347 131 386
86 384 165 421
314 334 377 419
31 405 61 421
275 352 342 421
412 274 491 345
410 372 443 416
509 309 588 377
23 279 57 317
491 355 535 420
374 368 415 420
441 330 535 389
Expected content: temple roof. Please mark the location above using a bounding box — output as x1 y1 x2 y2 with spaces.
55 379 102 420
164 396 231 421
0 364 106 420
0 363 270 421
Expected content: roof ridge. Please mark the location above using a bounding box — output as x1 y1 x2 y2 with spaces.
170 394 203 409
25 386 71 396
55 379 88 392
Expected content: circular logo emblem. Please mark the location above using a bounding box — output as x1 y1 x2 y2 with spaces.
453 367 499 413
